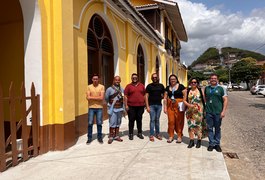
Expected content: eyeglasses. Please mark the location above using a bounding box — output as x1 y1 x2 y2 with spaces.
191 82 197 84
132 77 138 79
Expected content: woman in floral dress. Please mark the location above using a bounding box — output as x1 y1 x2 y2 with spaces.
183 78 205 148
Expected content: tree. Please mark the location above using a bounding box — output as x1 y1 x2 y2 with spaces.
231 58 263 89
241 57 257 64
187 70 206 81
215 68 229 83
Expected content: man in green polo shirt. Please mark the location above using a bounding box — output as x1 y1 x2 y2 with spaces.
205 73 228 152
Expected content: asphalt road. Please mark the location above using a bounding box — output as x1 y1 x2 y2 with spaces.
222 91 265 180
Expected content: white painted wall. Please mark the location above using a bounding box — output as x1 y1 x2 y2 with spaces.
19 0 43 125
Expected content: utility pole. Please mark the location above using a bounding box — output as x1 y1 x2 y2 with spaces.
227 52 232 90
219 48 223 66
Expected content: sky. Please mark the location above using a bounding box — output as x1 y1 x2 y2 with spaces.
176 0 265 65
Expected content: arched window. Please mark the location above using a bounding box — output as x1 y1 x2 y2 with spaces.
137 45 145 84
87 14 114 87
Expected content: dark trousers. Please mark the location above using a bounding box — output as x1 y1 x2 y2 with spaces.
128 106 145 135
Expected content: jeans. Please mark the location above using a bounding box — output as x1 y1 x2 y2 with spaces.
149 105 162 136
87 108 103 139
206 112 222 146
127 106 145 135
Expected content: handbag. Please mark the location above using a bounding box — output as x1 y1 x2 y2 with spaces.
178 101 186 112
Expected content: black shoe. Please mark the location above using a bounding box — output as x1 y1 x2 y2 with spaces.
187 140 195 148
137 133 144 139
86 139 92 145
129 134 133 140
215 145 222 152
98 138 103 144
207 146 214 151
196 140 201 148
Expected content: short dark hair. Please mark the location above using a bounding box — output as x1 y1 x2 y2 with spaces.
168 74 179 85
92 73 99 79
210 73 218 79
131 73 138 77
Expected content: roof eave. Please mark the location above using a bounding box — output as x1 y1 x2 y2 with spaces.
164 3 188 42
117 0 163 45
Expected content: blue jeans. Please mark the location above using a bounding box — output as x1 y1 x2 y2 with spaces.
87 108 103 139
109 110 123 128
206 112 222 146
149 105 162 136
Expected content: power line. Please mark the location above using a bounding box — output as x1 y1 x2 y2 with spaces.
253 43 265 52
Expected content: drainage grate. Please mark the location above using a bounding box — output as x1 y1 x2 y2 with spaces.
223 152 239 159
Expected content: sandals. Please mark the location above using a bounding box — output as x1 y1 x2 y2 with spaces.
176 137 182 143
155 134 162 140
167 137 173 143
149 136 155 142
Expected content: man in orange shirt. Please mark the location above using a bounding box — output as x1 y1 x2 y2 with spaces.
86 74 105 144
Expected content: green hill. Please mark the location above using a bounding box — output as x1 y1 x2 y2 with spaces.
190 47 265 67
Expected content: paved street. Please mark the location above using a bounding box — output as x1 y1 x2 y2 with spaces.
222 91 265 180
0 109 229 180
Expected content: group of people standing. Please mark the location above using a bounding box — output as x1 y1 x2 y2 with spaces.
86 72 227 152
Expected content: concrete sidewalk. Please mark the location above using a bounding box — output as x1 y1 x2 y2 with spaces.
0 111 230 180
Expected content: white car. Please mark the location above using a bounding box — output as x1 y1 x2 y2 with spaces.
258 89 265 97
250 85 265 95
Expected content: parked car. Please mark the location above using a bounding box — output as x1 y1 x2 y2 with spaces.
250 85 265 95
232 83 244 90
257 88 265 97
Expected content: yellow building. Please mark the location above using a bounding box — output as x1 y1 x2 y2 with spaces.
0 0 188 153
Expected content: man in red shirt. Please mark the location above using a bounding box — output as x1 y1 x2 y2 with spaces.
124 73 145 140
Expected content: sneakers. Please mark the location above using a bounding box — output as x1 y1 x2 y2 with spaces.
207 145 214 151
215 145 222 152
98 138 103 144
86 139 92 145
208 145 222 152
129 134 134 140
137 133 144 139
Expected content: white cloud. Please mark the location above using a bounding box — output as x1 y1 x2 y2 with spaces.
177 0 265 65
251 8 265 18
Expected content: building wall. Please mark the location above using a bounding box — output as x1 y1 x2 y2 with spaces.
73 1 162 117
38 0 76 151
1 0 187 152
39 0 75 126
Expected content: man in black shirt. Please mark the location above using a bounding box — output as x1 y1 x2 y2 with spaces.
145 73 165 141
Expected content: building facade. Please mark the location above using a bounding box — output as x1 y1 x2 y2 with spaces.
0 0 188 153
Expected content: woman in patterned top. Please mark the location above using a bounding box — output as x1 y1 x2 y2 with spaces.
183 78 205 148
